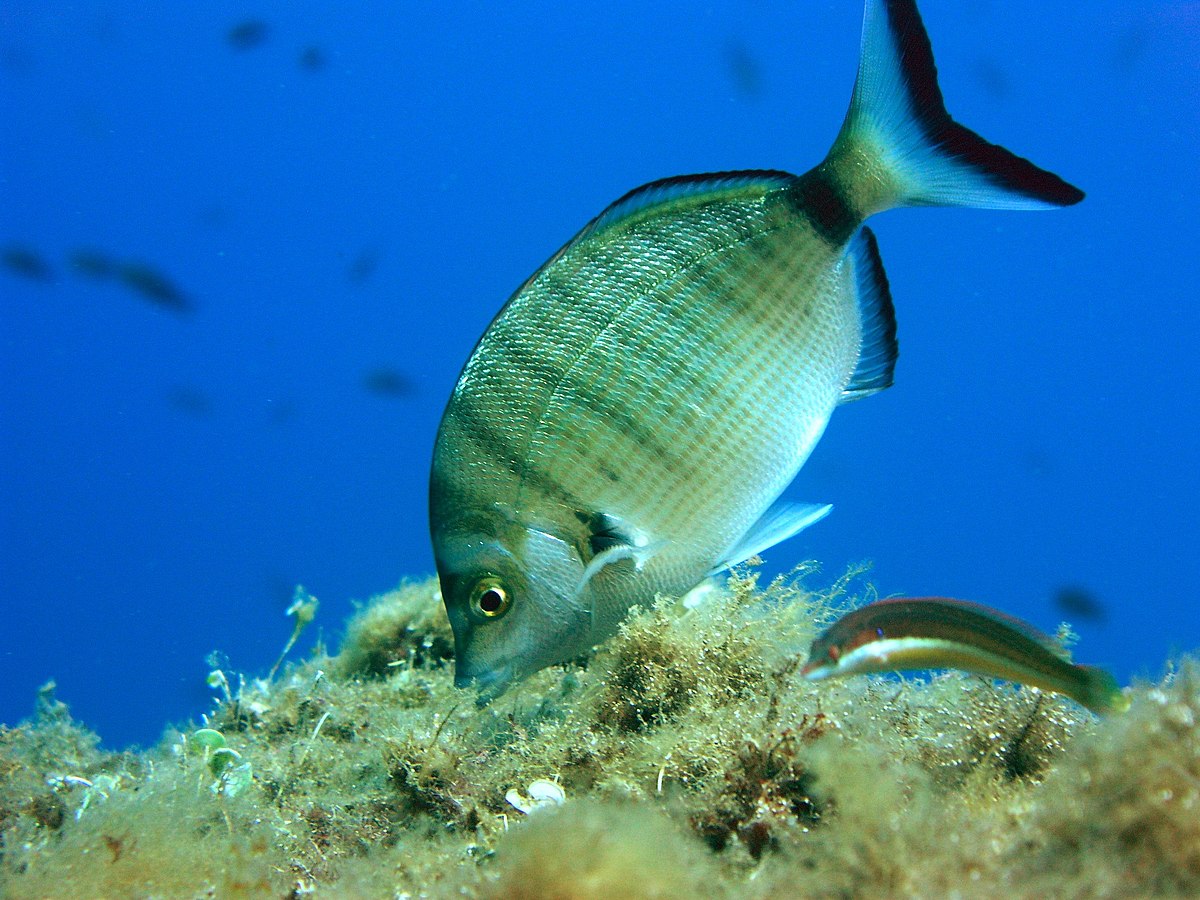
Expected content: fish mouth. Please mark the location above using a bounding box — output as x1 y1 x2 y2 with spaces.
454 660 515 705
800 661 831 680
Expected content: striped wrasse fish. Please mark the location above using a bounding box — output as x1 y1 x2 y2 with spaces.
430 0 1083 699
801 597 1130 715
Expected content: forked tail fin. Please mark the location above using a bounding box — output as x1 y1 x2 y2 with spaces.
826 0 1084 218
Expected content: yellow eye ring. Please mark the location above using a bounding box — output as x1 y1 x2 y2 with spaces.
470 577 511 619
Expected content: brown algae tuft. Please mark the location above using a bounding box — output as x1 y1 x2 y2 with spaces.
0 570 1196 898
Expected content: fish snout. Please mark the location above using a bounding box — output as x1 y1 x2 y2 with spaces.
800 659 834 680
454 658 516 703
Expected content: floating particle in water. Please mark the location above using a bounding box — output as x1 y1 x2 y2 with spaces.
299 45 326 72
264 398 297 424
363 367 413 398
198 204 230 228
227 19 269 51
347 248 379 284
0 44 35 75
971 56 1010 100
2 244 53 281
166 386 213 417
1112 21 1149 74
1054 585 1106 623
1024 448 1057 477
723 39 762 98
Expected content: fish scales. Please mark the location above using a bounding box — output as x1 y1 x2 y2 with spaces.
430 0 1084 696
519 206 851 553
440 192 849 561
540 229 840 501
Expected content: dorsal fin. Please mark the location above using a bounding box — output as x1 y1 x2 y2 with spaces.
840 226 898 402
508 170 797 302
581 170 796 238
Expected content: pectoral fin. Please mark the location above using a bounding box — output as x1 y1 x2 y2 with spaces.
709 501 832 575
575 512 663 596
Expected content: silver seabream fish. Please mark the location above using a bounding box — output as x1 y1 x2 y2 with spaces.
429 0 1084 698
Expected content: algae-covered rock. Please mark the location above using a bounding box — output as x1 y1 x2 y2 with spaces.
481 799 719 899
0 569 1196 898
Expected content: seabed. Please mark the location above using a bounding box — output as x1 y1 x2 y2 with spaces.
1 567 1197 898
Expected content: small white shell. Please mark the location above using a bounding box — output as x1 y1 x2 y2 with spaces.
505 778 566 815
527 779 565 805
682 579 720 609
504 789 532 814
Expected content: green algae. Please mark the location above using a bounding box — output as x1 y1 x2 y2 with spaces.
1 568 1196 898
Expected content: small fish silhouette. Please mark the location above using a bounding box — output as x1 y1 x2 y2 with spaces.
2 245 53 282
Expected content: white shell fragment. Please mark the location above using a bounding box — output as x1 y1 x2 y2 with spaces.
682 578 721 610
505 778 566 815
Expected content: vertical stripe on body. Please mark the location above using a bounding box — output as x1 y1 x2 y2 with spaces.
518 198 858 552
435 185 863 570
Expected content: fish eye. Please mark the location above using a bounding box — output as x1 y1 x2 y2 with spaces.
827 645 841 662
470 577 511 620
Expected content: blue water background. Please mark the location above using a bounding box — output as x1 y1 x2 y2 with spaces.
2 2 1197 747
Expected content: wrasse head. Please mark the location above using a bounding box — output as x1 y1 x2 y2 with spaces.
801 622 888 679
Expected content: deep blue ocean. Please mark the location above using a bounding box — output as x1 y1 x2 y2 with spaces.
2 2 1197 748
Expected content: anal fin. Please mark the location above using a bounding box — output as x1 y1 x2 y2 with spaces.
709 501 832 576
